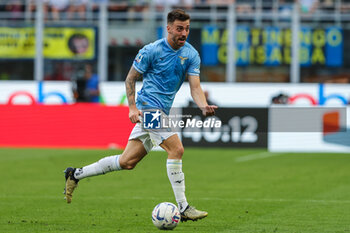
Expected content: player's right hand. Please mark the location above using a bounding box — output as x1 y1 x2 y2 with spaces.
202 105 218 116
129 107 142 123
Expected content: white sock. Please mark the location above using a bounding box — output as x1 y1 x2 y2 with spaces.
74 155 122 180
167 159 188 212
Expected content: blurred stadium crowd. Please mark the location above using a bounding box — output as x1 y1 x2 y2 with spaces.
2 0 350 21
1 0 350 88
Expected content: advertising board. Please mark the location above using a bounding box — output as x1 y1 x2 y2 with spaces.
100 82 350 107
0 81 74 105
181 107 268 148
0 27 96 60
268 106 350 152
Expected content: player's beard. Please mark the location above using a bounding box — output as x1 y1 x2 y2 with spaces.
168 31 187 49
176 36 187 48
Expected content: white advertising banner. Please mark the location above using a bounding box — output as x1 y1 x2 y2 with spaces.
100 82 350 107
0 81 74 105
268 106 350 152
1 81 348 107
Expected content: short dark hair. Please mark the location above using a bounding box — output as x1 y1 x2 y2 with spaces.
167 9 190 24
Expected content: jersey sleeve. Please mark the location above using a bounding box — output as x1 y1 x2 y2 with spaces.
187 51 201 76
133 45 153 74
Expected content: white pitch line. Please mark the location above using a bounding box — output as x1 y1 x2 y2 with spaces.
199 197 350 204
235 152 283 162
130 197 350 204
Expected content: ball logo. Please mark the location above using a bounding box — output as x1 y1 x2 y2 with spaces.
143 110 161 129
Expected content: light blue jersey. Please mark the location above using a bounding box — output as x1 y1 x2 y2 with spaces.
133 38 200 115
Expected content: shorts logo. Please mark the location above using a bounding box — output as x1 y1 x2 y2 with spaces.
143 110 162 129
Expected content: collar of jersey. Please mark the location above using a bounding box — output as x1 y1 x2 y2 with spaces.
164 38 182 53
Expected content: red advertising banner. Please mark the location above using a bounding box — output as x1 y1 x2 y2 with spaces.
0 104 134 149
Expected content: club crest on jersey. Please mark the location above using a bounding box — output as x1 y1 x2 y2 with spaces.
179 56 188 65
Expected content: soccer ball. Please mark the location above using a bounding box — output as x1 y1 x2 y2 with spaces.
151 202 181 230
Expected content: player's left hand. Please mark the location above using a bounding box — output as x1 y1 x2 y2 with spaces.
202 105 218 116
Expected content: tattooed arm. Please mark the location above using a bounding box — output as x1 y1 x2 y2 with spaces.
125 66 142 123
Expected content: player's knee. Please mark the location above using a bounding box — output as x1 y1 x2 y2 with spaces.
172 145 184 158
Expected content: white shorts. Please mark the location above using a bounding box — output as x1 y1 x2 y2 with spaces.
128 120 176 153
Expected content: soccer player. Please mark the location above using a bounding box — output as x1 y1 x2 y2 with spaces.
64 8 218 222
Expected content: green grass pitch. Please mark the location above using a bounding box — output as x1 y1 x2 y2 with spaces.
0 147 350 233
